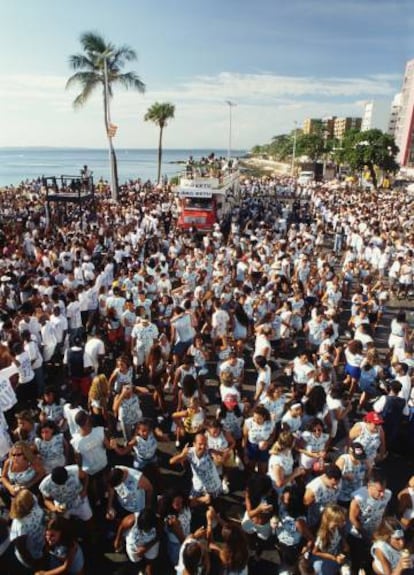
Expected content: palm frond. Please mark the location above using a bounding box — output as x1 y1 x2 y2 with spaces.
68 54 95 71
66 72 101 108
111 45 137 66
66 71 101 91
80 31 108 55
115 72 145 93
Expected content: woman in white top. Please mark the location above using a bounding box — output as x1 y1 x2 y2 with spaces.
388 311 408 353
114 508 160 572
297 418 330 472
397 475 414 530
343 339 364 397
371 517 411 575
267 431 305 496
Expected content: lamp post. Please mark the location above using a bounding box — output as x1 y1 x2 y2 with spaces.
226 100 236 162
291 121 297 177
103 54 118 201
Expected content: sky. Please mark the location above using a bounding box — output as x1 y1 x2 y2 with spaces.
0 0 413 150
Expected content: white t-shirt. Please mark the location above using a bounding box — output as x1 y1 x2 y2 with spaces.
0 365 18 413
71 426 108 475
85 338 105 374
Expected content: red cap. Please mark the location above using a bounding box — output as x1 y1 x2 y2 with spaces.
364 411 384 425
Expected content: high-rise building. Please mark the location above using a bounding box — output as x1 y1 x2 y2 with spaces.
361 100 391 132
388 93 402 137
333 117 362 139
394 59 414 167
303 118 323 134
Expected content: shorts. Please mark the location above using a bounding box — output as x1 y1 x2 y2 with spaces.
344 364 361 380
246 440 270 463
172 340 192 356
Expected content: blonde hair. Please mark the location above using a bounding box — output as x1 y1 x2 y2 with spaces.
88 374 110 402
220 371 234 387
317 504 347 550
270 431 294 454
373 517 403 542
9 489 35 519
10 441 37 464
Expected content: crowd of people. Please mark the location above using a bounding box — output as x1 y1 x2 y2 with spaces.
0 172 414 575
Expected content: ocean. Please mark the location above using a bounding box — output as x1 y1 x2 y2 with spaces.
0 147 245 187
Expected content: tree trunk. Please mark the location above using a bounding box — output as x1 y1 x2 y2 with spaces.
103 90 119 201
110 139 119 201
367 161 377 190
157 126 163 185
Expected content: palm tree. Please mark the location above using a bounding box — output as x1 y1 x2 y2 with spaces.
66 31 145 200
144 102 175 184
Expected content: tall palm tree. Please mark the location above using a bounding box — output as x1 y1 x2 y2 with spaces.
144 102 175 184
66 31 145 200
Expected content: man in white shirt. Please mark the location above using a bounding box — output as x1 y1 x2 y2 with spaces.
71 411 111 505
50 306 68 357
85 334 105 376
38 314 58 363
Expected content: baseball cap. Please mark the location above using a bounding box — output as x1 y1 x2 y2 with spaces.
349 442 366 460
364 412 384 425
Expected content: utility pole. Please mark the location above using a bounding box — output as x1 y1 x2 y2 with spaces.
291 121 297 177
226 100 236 161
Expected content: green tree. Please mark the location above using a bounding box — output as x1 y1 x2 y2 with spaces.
144 102 175 184
296 133 325 161
338 129 399 189
66 31 145 200
268 134 294 161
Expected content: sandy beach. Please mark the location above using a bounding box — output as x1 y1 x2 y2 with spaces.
240 156 290 174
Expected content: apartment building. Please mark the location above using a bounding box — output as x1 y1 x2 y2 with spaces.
333 117 362 140
394 59 414 167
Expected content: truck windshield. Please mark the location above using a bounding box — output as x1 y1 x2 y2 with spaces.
184 197 214 210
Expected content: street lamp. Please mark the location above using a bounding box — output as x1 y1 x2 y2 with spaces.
226 100 236 161
103 54 118 201
291 121 297 177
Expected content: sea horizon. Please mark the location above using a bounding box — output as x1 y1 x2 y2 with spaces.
0 147 245 187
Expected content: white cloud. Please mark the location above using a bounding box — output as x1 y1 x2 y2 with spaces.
0 70 400 149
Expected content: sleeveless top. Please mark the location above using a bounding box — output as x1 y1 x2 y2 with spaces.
8 463 36 487
306 476 340 527
132 432 158 466
337 454 365 502
403 487 414 520
35 434 65 474
268 451 294 493
356 422 381 460
126 512 157 563
351 486 391 536
206 431 229 452
245 417 274 444
118 395 142 427
114 466 145 513
220 410 243 440
371 540 401 574
276 504 303 546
